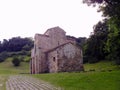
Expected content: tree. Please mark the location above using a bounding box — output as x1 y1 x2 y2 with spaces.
105 18 120 64
0 37 34 53
83 0 120 64
76 37 87 48
2 39 9 51
83 19 109 63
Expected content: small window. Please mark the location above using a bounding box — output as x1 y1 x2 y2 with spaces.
53 57 56 62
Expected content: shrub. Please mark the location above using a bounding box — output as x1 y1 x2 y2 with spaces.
12 57 21 66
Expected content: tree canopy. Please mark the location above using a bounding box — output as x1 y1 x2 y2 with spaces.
83 19 108 63
83 0 120 64
0 37 34 52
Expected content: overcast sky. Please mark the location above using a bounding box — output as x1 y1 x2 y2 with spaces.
0 0 102 41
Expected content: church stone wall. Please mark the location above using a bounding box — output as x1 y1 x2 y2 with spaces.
31 26 83 74
48 43 83 73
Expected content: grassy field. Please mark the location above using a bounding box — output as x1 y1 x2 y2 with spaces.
0 58 120 90
0 57 30 74
84 60 120 72
33 61 120 90
0 75 8 90
0 57 30 90
33 71 120 90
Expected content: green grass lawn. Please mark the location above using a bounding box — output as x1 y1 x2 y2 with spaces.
84 60 120 72
33 61 120 90
0 57 30 74
33 71 120 90
0 58 120 90
0 57 30 90
0 75 8 90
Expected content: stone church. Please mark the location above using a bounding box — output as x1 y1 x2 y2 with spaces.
31 26 83 74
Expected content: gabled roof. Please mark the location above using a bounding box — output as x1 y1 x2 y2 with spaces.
44 42 75 53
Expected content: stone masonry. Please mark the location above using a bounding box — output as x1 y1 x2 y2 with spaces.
31 26 83 74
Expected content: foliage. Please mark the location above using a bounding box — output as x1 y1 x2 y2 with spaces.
0 50 31 63
18 55 31 62
83 0 120 64
23 56 31 62
12 57 21 66
105 17 120 64
83 19 108 63
17 55 31 62
0 36 33 63
0 52 9 62
0 37 34 52
66 35 87 48
76 37 87 48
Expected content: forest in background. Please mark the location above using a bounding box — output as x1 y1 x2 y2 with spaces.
0 37 34 65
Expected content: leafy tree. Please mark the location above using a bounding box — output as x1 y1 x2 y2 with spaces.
83 19 109 63
105 18 120 64
0 37 34 52
8 37 33 51
2 39 9 51
83 0 120 64
0 37 33 63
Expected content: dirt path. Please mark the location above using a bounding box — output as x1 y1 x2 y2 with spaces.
6 75 61 90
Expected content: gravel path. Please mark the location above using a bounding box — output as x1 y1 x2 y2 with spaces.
6 75 61 90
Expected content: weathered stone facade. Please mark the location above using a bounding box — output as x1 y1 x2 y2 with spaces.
31 26 83 74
